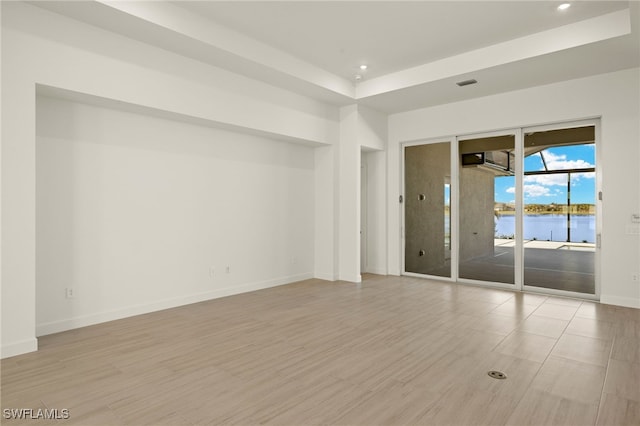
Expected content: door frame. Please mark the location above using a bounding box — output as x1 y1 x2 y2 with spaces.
520 119 601 300
455 128 522 291
360 159 368 274
400 118 600 300
400 137 456 282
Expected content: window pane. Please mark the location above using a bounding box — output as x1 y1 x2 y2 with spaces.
404 142 451 277
459 134 516 284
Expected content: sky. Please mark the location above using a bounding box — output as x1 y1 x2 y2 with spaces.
495 144 595 204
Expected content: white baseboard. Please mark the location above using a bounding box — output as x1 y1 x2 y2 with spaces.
1 338 38 359
364 268 387 275
338 273 362 283
314 272 338 281
36 273 313 337
600 294 640 309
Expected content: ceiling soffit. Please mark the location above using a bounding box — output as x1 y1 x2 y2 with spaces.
28 1 640 113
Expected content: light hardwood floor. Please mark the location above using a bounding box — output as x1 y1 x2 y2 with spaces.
2 275 639 425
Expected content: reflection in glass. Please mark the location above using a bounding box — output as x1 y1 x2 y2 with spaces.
459 134 516 284
404 142 451 277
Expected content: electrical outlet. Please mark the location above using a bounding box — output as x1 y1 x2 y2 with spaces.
633 274 639 282
209 266 216 278
65 288 75 299
226 266 230 274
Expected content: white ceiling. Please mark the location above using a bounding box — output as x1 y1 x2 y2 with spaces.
31 1 640 113
174 1 630 81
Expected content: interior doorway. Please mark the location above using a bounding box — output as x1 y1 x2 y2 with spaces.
361 160 368 274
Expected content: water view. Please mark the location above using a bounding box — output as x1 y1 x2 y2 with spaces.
495 214 595 243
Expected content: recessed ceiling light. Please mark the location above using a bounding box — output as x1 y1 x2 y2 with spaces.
557 3 571 11
359 64 368 71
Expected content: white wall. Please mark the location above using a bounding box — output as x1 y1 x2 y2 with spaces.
338 105 361 283
334 105 388 281
359 106 388 275
358 106 387 151
314 145 337 281
1 1 342 358
388 68 640 308
1 2 339 145
363 150 388 275
35 96 315 336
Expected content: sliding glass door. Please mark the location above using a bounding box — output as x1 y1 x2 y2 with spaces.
403 121 598 298
458 132 517 286
522 125 597 294
404 142 452 278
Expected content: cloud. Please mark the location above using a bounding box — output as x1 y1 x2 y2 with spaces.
505 149 595 199
541 151 594 171
523 184 552 197
525 151 595 187
572 171 595 180
524 172 595 188
525 174 567 187
506 185 553 197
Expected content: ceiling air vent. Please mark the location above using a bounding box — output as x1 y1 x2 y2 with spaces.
456 79 477 87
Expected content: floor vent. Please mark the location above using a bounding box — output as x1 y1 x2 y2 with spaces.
488 370 507 380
